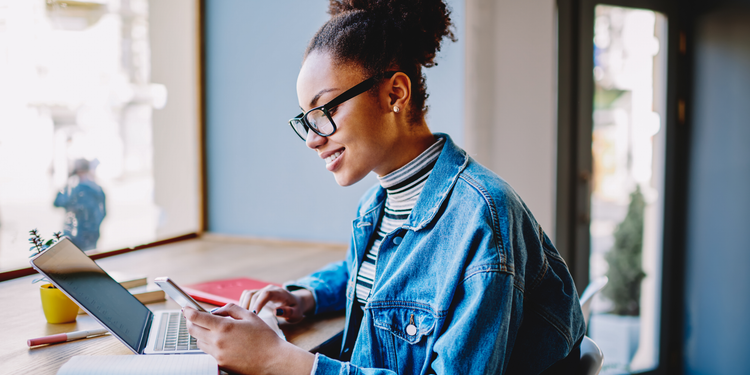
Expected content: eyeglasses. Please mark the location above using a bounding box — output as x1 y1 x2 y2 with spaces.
289 71 397 141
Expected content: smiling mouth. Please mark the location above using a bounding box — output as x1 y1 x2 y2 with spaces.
325 149 344 165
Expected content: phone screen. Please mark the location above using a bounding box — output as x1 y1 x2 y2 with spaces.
154 277 207 312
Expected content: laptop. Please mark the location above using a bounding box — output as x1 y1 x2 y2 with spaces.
30 237 203 354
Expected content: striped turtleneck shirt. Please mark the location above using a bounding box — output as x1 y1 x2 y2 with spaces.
355 137 445 305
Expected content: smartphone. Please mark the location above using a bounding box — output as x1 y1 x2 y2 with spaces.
154 277 208 313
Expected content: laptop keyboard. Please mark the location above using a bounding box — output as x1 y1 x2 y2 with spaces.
161 312 198 351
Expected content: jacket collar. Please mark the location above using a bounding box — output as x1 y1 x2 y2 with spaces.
359 133 469 231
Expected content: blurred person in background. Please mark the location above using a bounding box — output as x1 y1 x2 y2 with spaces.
54 158 106 251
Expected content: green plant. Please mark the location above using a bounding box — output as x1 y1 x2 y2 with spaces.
602 186 647 316
28 229 63 285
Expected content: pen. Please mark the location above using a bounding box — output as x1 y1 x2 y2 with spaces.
27 328 109 347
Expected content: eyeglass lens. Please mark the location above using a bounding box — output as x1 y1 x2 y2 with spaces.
290 118 308 140
292 108 334 139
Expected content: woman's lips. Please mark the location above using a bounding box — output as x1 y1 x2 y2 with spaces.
325 150 343 164
325 148 345 171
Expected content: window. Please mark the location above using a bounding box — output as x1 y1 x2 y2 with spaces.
0 0 201 275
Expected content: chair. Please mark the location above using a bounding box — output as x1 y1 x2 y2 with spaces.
579 277 608 328
577 279 607 375
540 335 604 375
580 335 604 375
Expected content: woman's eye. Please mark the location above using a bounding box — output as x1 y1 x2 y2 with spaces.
328 106 338 116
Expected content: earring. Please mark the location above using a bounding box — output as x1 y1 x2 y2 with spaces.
393 106 400 113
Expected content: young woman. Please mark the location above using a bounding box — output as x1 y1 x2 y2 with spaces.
183 1 585 374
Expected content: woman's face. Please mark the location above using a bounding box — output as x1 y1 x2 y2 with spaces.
296 51 400 186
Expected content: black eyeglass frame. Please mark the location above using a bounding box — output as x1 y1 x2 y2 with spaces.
289 71 398 141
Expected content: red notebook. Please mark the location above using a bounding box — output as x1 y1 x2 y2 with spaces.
184 277 281 306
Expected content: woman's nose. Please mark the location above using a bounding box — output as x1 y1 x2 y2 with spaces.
306 130 326 149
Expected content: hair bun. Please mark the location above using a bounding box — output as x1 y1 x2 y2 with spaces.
328 0 387 16
328 0 455 68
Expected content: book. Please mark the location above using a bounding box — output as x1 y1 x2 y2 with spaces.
107 271 148 289
127 283 166 304
184 277 281 306
57 354 217 375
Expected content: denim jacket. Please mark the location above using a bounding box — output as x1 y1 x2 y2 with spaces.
287 134 585 374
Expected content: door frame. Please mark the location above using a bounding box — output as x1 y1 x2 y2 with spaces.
556 0 691 372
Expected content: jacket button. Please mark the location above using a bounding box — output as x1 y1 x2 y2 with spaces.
393 236 402 245
406 324 417 336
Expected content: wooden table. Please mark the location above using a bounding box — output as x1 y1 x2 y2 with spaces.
0 236 347 374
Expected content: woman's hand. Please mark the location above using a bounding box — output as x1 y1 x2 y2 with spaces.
238 286 315 323
183 304 315 375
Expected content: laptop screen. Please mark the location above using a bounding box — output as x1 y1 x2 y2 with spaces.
30 238 151 352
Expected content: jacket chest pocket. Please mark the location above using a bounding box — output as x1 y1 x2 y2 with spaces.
368 305 436 370
372 306 436 344
369 305 437 371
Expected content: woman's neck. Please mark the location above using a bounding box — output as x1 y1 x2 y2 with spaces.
375 125 437 177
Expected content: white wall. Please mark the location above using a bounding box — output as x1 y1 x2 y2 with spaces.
465 0 558 238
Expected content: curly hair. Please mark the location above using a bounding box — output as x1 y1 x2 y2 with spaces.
305 0 456 124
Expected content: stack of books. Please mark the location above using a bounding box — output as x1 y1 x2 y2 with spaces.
109 271 167 304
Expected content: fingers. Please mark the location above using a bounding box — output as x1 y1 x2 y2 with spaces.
239 289 258 310
238 285 307 323
249 286 290 315
253 288 307 323
212 303 258 321
275 307 286 317
183 306 221 329
249 288 270 314
185 312 212 340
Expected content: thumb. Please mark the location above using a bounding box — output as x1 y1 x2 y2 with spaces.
275 306 304 323
275 306 292 317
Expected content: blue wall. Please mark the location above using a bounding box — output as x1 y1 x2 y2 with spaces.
205 1 464 243
684 7 750 374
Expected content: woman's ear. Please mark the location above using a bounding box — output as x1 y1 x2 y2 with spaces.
385 72 411 112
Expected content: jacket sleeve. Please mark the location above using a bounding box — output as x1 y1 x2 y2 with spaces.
285 259 350 315
53 189 69 208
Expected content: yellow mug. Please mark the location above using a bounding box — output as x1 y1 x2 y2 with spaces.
40 284 78 324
